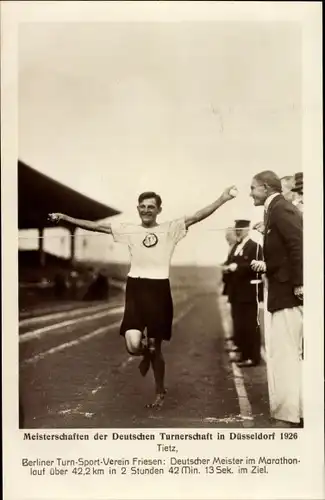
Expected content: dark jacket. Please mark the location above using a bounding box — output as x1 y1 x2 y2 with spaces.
264 194 303 313
222 245 235 297
223 238 263 304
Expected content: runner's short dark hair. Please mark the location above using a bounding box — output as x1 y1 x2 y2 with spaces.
138 192 162 208
253 170 282 193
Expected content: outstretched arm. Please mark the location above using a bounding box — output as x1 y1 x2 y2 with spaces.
48 213 112 234
185 186 237 229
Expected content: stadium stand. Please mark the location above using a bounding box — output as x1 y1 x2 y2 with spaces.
18 160 121 313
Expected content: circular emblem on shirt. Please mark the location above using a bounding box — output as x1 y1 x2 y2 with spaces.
142 233 158 248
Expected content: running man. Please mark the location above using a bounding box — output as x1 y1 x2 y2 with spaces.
48 186 237 408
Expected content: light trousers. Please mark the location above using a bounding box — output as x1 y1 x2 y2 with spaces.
264 286 303 423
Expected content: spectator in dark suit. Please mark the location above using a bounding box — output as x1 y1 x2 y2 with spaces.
221 227 238 345
222 227 237 298
250 170 303 428
222 220 263 367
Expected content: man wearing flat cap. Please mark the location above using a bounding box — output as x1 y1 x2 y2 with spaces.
222 220 263 367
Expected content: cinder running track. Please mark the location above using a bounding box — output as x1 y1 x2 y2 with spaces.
19 270 271 429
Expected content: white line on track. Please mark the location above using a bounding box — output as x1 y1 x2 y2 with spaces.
20 292 188 328
120 356 135 370
231 362 253 424
22 301 194 368
21 321 121 366
19 302 116 327
173 302 193 325
20 297 190 345
19 306 125 343
218 298 254 425
21 298 196 422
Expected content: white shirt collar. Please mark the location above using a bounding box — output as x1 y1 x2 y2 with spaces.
234 235 250 255
264 192 281 212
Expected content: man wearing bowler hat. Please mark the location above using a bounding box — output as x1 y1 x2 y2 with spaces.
222 220 263 367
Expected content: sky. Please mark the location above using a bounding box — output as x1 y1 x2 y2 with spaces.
18 22 301 264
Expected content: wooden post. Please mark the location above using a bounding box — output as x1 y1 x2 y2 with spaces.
70 227 76 263
39 227 46 267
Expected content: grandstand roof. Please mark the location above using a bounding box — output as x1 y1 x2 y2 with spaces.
18 160 121 229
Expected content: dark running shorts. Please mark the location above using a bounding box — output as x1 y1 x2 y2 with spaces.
120 277 174 341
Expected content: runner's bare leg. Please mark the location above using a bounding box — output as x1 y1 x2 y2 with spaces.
146 339 166 409
124 329 152 376
125 331 165 406
124 329 143 354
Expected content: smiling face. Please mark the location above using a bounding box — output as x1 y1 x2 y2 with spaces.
250 177 268 206
137 197 161 227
